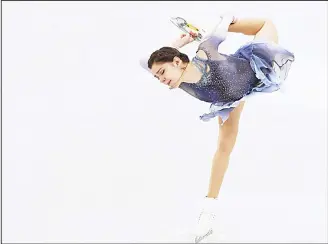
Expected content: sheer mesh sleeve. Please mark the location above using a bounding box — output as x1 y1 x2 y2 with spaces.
139 57 150 72
196 15 234 60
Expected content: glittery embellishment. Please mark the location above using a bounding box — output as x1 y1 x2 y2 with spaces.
180 52 258 104
178 40 295 124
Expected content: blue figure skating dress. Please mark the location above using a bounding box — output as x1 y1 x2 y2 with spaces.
178 34 295 124
139 18 295 125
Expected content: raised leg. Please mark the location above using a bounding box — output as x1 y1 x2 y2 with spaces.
228 17 279 43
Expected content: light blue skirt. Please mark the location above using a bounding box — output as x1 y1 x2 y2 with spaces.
199 41 295 124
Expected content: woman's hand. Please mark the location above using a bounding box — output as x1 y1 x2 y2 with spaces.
171 33 197 49
180 33 197 45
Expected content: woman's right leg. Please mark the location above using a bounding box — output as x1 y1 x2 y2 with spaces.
206 101 245 198
194 102 245 242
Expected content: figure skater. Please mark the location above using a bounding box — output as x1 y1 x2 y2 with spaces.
139 13 295 243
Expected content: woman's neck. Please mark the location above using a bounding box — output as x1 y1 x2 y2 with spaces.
176 62 204 87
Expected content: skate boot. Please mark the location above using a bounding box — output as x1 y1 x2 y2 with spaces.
194 196 218 243
170 16 206 42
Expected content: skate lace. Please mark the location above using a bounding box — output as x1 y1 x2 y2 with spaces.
198 210 216 222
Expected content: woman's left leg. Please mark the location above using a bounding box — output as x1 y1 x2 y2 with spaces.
228 17 278 43
253 19 279 43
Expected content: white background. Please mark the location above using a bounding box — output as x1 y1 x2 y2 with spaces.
2 1 327 243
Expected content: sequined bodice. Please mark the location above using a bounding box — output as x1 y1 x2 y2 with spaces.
139 15 295 125
179 52 260 104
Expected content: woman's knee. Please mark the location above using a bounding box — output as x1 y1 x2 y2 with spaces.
217 102 244 154
218 127 239 155
265 19 278 39
255 19 279 44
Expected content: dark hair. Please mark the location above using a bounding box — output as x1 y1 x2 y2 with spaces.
147 46 190 69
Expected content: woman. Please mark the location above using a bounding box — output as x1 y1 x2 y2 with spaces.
140 13 295 243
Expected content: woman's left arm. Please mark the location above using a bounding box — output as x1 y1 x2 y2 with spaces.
197 13 236 52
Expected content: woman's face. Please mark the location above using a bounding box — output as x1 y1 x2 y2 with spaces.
150 57 184 88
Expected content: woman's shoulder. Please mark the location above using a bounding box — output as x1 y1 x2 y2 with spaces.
195 50 209 60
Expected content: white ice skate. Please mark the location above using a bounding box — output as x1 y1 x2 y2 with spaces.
170 14 238 44
194 197 218 243
170 16 206 42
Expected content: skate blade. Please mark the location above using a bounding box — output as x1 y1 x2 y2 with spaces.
194 228 213 243
170 17 205 42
